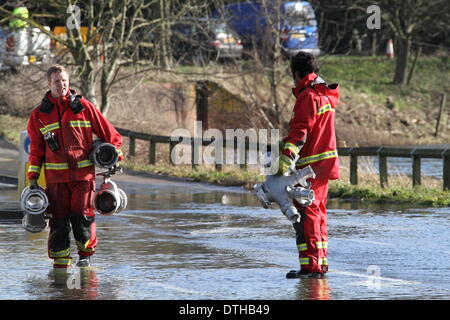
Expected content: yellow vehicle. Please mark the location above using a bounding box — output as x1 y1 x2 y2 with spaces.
52 26 100 50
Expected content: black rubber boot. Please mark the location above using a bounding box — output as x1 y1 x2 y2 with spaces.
76 255 90 267
286 270 311 279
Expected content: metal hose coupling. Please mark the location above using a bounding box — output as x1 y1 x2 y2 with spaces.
20 186 49 233
93 166 127 215
253 165 316 223
90 138 119 169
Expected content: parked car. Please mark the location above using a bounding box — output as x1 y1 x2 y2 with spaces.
211 1 320 57
171 18 243 65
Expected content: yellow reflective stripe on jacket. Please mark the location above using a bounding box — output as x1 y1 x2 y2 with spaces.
284 142 300 155
28 165 41 173
39 122 60 134
297 150 338 166
70 120 91 128
318 257 328 266
44 161 94 170
77 160 94 168
297 243 308 252
316 103 334 115
44 162 69 170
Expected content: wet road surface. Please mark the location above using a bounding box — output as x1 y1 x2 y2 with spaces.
1 173 450 300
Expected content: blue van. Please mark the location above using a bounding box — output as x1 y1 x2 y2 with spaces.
211 1 320 56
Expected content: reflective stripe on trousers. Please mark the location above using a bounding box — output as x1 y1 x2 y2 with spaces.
293 178 329 274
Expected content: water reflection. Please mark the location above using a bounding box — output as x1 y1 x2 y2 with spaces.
294 278 331 300
47 268 101 300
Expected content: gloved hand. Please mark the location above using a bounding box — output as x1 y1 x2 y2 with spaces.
29 179 38 190
276 154 295 176
276 141 301 175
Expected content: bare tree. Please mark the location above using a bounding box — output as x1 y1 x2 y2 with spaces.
371 0 448 84
1 0 160 115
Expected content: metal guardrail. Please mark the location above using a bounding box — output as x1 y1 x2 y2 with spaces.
117 128 450 190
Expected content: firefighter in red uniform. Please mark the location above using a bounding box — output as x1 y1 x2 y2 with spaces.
27 65 123 268
277 52 340 279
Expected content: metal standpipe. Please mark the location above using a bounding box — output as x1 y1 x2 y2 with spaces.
253 165 316 223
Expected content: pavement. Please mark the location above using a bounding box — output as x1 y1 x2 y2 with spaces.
0 139 21 219
0 138 19 181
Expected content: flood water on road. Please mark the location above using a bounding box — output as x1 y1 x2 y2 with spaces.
1 174 450 300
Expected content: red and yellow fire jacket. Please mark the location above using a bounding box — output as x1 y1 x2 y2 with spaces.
283 72 340 180
27 89 123 183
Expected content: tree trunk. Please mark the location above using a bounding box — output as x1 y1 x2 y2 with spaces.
394 36 411 85
158 0 171 69
371 31 377 56
100 84 110 116
78 60 98 107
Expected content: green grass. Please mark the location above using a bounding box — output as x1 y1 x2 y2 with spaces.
318 55 450 110
329 179 450 206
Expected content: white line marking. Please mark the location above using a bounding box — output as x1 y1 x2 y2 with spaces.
128 279 210 296
332 238 393 246
329 269 420 285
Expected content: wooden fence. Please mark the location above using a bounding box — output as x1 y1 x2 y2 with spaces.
116 128 450 190
338 147 450 190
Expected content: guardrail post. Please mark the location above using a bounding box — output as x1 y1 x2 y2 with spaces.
129 136 136 157
412 154 421 187
349 150 358 185
149 140 156 165
443 149 450 190
378 151 388 188
191 138 199 170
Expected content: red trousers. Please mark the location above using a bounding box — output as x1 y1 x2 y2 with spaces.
293 178 329 274
45 181 97 268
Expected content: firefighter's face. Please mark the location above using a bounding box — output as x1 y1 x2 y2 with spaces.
48 71 69 98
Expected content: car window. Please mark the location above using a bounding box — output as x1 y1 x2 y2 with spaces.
285 3 317 27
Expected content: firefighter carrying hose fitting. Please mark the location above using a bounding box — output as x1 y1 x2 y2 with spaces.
27 64 123 269
277 51 340 279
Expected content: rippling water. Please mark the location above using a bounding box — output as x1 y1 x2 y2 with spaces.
1 176 450 300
